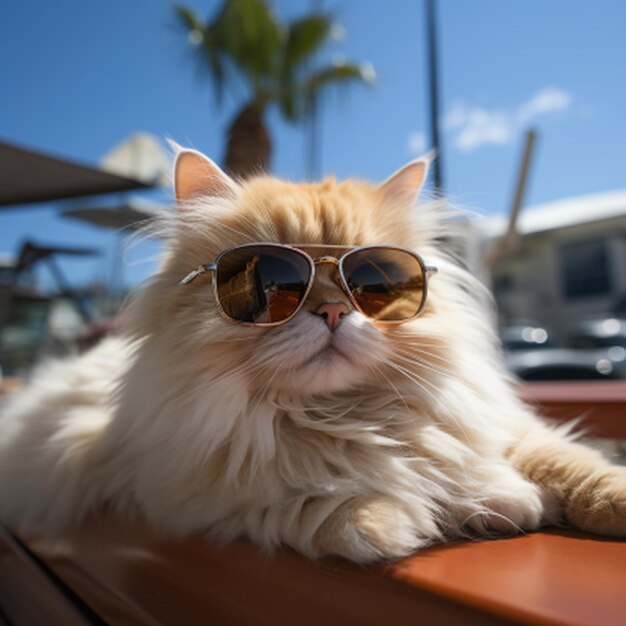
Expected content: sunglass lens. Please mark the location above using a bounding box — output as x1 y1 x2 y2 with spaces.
342 248 426 320
216 246 311 323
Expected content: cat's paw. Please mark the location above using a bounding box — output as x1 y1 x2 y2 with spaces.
567 467 626 537
467 471 545 535
313 497 429 563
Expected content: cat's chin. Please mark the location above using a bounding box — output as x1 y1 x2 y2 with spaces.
276 352 370 395
252 311 390 395
273 334 378 394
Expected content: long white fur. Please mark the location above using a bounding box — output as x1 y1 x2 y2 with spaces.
0 157 562 562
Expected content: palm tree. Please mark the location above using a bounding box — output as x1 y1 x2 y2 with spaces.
175 0 375 178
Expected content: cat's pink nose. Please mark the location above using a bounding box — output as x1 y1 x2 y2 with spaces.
315 303 349 331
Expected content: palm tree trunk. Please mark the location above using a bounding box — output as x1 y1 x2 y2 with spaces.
224 102 272 179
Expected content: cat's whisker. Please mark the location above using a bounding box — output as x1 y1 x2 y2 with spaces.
383 358 472 442
392 351 487 406
391 342 456 365
396 357 454 376
461 509 525 537
249 363 282 411
393 351 455 380
394 345 452 367
382 359 441 406
367 363 410 413
392 349 456 370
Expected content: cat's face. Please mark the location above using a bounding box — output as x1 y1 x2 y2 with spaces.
148 150 442 397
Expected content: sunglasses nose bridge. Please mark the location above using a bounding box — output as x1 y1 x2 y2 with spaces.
312 256 343 284
313 256 340 266
311 256 342 283
307 256 354 306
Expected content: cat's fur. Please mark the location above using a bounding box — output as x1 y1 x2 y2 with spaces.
0 149 624 562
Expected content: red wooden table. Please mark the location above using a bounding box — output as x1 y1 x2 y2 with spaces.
1 518 625 626
0 381 624 625
519 380 626 438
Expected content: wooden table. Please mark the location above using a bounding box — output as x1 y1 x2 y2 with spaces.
520 381 626 439
1 381 624 625
1 517 625 626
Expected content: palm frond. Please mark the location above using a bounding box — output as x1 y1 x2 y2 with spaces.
303 61 373 93
305 63 370 91
174 5 204 32
296 61 375 119
215 0 284 94
174 1 375 128
174 4 229 105
283 15 333 71
277 89 299 122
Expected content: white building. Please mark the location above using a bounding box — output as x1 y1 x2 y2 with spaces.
481 190 626 340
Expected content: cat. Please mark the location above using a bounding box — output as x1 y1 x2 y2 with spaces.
0 147 624 563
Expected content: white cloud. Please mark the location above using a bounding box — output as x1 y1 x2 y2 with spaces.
442 103 468 131
407 130 427 155
443 86 572 153
516 86 571 126
455 108 511 152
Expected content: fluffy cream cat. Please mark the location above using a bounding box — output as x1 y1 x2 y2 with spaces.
0 148 624 563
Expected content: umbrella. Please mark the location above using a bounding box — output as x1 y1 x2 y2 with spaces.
0 141 156 208
60 198 170 231
100 133 171 188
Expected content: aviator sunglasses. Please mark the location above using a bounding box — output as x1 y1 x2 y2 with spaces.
179 243 438 326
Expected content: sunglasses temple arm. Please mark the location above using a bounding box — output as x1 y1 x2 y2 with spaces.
425 265 438 277
179 263 217 286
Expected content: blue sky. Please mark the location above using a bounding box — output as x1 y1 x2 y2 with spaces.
1 0 625 288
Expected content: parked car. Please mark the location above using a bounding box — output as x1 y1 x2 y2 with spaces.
565 318 626 378
505 348 621 381
566 318 626 350
499 324 555 352
614 298 626 317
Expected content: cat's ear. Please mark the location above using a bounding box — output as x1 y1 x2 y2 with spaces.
173 148 237 206
378 157 430 207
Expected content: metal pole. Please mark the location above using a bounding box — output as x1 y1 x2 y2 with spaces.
425 0 443 193
484 129 538 266
506 129 537 243
46 256 92 323
306 98 320 180
306 0 324 180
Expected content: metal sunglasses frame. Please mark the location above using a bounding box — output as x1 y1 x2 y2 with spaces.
179 242 439 327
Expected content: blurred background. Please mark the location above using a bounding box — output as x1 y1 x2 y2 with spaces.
1 0 626 384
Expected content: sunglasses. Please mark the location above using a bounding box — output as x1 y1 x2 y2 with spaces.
179 243 438 326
